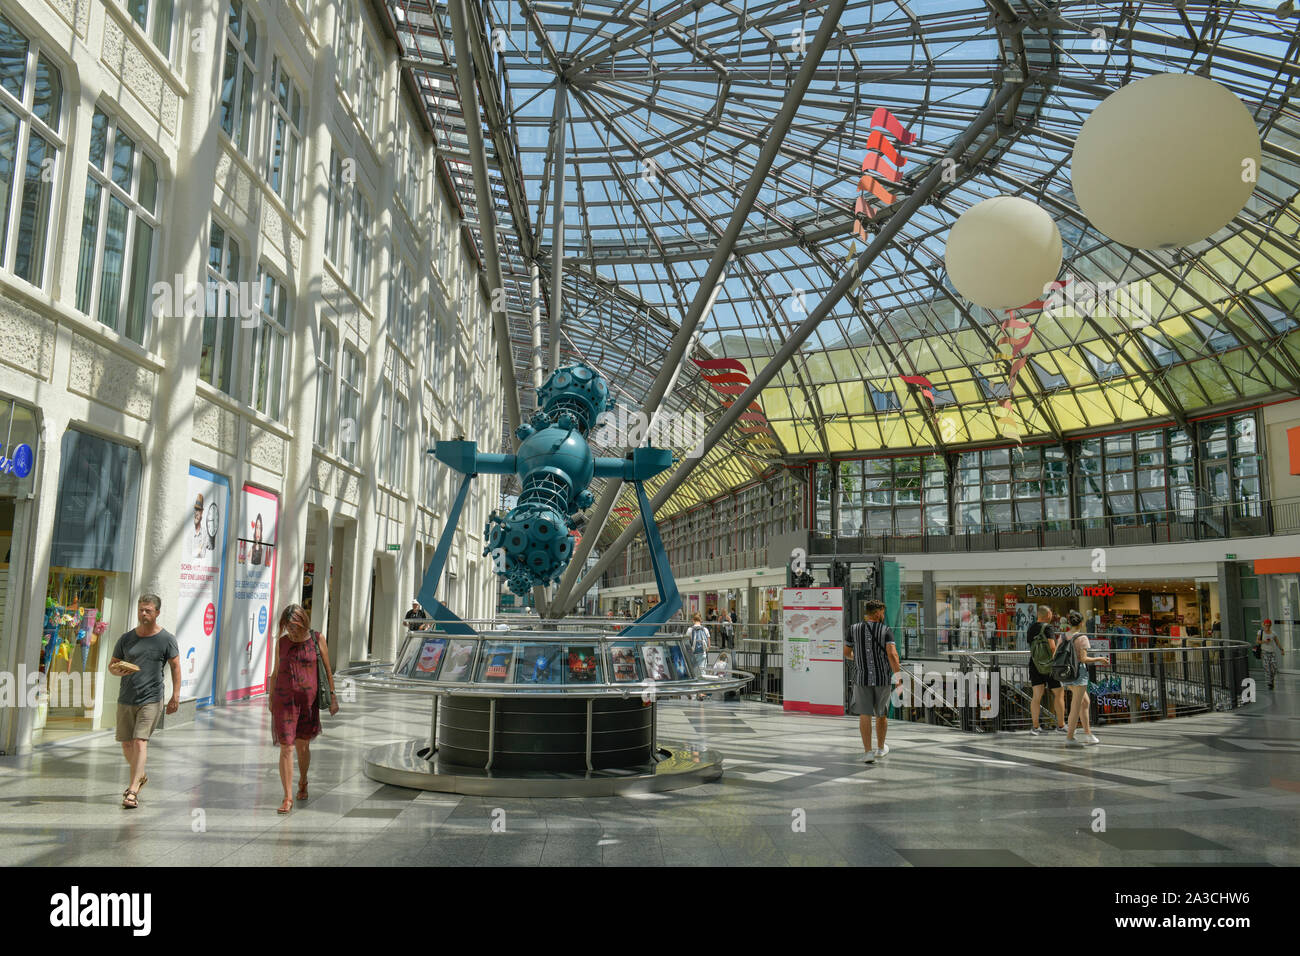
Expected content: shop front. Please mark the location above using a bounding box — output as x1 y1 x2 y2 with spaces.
1255 558 1300 673
934 577 1214 652
38 429 142 744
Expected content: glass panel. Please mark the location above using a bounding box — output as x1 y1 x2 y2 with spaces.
1234 455 1258 477
925 505 948 532
1015 500 1042 523
14 130 53 284
1108 494 1135 514
220 41 238 137
138 154 158 213
128 0 148 30
1140 491 1167 512
983 482 1010 500
984 503 1011 526
1104 436 1130 454
984 467 1010 482
124 219 153 343
151 0 173 57
1014 481 1041 497
111 127 134 191
96 195 128 330
74 178 101 312
87 109 108 168
237 63 253 151
982 448 1009 466
0 14 28 101
32 54 61 131
895 508 921 534
1234 416 1257 453
1137 469 1165 489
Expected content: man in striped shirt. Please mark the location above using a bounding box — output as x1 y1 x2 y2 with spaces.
845 600 902 763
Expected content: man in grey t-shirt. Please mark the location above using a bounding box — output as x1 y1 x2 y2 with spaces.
108 593 179 809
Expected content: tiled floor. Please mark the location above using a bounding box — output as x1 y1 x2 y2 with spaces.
2 673 1297 866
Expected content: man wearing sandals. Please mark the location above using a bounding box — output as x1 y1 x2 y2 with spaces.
108 594 179 809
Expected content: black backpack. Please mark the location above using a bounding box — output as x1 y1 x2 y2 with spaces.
1049 631 1079 682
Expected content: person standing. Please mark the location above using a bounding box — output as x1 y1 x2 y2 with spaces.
1060 609 1107 745
1257 619 1286 690
108 594 180 809
687 613 710 698
845 600 902 763
404 600 424 632
269 603 338 813
720 612 734 650
1025 605 1066 736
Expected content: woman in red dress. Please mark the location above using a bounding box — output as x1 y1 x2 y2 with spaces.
268 604 338 813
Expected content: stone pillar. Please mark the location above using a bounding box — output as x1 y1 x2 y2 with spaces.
922 570 937 658
276 6 335 619
136 0 224 640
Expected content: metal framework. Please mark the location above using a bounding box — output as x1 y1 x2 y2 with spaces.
384 0 1300 594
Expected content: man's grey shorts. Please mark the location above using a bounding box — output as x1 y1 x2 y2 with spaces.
115 702 162 741
853 684 892 717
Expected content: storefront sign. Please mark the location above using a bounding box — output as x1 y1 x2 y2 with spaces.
225 485 279 701
0 398 39 496
176 466 230 706
782 588 844 716
1025 583 1114 597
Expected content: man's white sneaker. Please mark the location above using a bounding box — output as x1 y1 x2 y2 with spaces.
861 751 876 763
874 745 889 758
1029 727 1044 736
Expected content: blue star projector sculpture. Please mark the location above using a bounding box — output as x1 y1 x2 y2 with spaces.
413 363 682 637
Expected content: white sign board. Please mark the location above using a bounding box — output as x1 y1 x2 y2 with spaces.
782 588 845 715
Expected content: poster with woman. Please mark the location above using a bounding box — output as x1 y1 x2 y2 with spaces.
225 484 279 701
177 466 229 706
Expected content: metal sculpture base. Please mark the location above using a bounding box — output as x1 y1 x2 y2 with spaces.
363 738 724 797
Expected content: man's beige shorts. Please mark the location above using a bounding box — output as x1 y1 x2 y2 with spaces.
115 702 162 741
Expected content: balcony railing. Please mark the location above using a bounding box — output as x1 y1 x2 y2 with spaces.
604 496 1300 589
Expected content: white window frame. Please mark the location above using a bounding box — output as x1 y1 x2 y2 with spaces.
265 55 304 214
74 106 160 345
325 145 346 266
334 0 356 99
339 346 363 463
0 14 65 292
248 266 291 418
349 187 371 299
201 216 242 396
120 0 174 59
391 390 408 488
314 322 336 449
220 0 258 155
390 255 412 353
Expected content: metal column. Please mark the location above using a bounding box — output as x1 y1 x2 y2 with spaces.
448 0 521 441
546 0 852 618
547 84 568 374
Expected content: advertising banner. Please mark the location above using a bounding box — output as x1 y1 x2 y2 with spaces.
225 485 279 701
782 587 844 715
176 466 229 705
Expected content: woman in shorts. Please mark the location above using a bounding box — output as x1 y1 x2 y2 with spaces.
1061 610 1108 746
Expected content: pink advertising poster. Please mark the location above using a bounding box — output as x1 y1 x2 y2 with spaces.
225 484 279 701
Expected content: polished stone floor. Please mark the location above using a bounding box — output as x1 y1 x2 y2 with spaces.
2 673 1297 866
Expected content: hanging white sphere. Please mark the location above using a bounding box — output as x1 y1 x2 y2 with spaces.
1071 72 1261 249
943 196 1063 310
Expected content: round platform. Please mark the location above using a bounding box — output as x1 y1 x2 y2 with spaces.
364 738 724 797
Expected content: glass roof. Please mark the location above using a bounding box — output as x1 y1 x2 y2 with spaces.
387 0 1300 543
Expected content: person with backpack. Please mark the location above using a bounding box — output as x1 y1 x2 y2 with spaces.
1026 605 1066 736
845 600 902 763
1050 609 1107 745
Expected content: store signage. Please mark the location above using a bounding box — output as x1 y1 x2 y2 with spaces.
0 442 33 477
1025 583 1114 597
782 588 845 716
386 544 401 551
176 466 230 707
1225 553 1236 560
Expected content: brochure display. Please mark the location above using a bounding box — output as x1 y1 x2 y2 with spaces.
782 587 846 716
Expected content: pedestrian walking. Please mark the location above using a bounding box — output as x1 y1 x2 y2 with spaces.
1257 619 1286 690
108 594 179 809
1025 604 1066 735
269 603 338 813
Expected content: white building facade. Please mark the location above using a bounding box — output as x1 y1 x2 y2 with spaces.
0 0 502 752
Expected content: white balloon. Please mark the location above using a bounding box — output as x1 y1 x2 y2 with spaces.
1071 72 1261 249
944 196 1063 310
